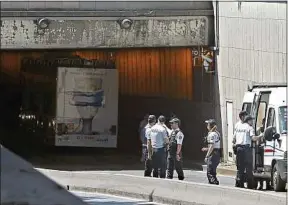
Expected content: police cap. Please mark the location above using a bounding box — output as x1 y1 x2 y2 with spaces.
239 110 248 118
205 119 216 127
148 115 156 123
169 118 180 125
158 115 166 123
244 115 254 123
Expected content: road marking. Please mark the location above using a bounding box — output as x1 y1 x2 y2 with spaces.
72 191 165 205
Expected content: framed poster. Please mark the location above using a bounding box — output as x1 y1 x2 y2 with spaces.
55 67 118 147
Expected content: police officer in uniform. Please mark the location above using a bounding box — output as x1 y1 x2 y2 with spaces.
147 116 169 178
233 115 263 188
144 115 156 177
139 114 149 162
166 118 185 180
158 115 171 173
233 111 248 155
201 119 221 185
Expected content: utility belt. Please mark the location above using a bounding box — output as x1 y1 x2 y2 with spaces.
168 144 177 154
236 144 251 148
208 148 220 157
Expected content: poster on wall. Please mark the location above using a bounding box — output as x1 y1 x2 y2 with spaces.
55 67 118 147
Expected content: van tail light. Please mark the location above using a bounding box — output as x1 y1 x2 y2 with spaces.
264 148 274 153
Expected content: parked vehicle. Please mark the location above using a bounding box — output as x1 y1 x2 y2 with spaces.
242 83 287 192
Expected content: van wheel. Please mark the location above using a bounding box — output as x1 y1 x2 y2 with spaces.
272 165 286 192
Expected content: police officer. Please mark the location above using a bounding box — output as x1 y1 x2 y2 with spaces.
158 116 171 172
158 115 172 136
256 118 266 190
147 116 169 178
232 111 248 155
139 114 149 162
166 118 185 180
201 119 221 185
144 115 156 177
234 115 263 188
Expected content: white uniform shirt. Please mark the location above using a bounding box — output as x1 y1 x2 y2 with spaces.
162 124 172 136
175 129 184 145
145 124 152 141
207 131 221 149
234 122 255 146
147 124 168 148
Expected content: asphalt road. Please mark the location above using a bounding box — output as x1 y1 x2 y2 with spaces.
72 191 164 205
73 169 235 186
72 169 286 196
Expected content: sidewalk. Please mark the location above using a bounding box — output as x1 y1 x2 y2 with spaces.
217 162 237 176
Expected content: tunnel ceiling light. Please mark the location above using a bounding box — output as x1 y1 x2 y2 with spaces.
36 18 50 29
118 18 133 29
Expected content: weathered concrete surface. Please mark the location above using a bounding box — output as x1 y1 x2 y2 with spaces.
1 17 210 49
0 145 88 205
38 168 286 205
213 1 287 162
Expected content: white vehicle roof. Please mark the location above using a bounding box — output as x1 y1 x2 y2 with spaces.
252 87 286 107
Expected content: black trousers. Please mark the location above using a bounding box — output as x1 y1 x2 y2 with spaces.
151 147 166 178
166 152 184 180
144 148 152 177
236 145 253 188
207 150 220 184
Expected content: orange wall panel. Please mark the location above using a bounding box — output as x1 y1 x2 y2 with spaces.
1 48 194 100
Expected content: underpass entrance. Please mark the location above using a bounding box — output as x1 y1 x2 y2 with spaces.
0 48 215 161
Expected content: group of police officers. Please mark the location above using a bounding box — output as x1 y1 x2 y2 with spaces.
140 115 185 180
138 110 264 189
139 114 222 184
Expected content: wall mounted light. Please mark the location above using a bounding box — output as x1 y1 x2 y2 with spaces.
117 18 133 29
35 18 50 29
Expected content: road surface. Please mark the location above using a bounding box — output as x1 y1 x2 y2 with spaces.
72 191 164 205
70 169 286 195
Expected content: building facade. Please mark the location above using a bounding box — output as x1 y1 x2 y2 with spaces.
214 1 287 162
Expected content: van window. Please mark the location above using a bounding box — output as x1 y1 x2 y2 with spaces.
256 102 267 130
242 103 252 114
279 106 287 134
266 108 276 128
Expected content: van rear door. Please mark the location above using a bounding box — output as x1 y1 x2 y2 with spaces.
242 92 256 115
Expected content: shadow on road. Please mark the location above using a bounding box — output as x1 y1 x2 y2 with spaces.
27 148 203 171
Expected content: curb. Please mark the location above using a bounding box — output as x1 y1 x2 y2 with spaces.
40 169 286 205
217 167 237 176
202 165 237 177
69 186 194 205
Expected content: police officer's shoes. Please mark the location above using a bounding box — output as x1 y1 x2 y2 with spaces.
209 181 219 185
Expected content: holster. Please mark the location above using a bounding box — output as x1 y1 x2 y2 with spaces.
233 145 237 155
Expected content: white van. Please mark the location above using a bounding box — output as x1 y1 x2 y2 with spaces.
242 83 287 192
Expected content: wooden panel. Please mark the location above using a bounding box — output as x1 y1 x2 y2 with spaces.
0 51 21 76
1 48 194 100
113 48 193 100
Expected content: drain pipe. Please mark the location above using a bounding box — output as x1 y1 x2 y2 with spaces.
214 0 220 52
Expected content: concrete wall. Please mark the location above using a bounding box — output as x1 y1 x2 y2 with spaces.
1 16 212 49
215 2 287 161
